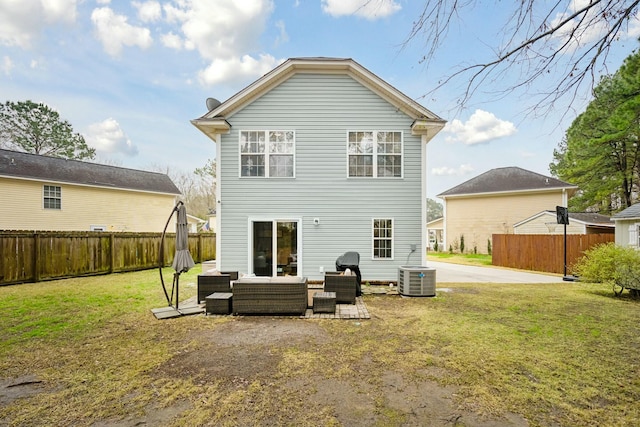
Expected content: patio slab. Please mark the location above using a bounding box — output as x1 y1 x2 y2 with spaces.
172 295 370 320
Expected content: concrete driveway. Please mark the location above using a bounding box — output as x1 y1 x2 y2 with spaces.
427 260 565 283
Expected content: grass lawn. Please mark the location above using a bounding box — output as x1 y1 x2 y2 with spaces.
1 266 639 426
428 252 493 266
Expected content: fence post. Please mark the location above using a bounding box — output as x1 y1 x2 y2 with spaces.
33 233 40 283
109 233 115 274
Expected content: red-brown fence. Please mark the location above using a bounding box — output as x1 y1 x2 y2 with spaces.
492 234 614 275
0 231 216 286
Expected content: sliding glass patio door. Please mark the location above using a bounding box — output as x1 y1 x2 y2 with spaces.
252 220 298 276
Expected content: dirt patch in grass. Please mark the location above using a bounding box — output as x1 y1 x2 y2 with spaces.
147 317 528 427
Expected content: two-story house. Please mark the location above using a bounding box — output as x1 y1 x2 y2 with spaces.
436 167 578 254
192 57 445 281
0 149 181 232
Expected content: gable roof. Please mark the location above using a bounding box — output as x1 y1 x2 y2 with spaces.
437 167 577 198
612 203 640 221
0 149 181 195
191 57 446 141
514 210 614 228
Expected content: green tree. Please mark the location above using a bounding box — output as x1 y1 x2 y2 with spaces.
0 100 95 160
426 198 443 222
550 49 640 213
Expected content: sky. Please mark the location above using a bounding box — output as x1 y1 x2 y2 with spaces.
1 0 639 200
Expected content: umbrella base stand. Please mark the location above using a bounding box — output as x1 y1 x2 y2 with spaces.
151 304 203 320
152 273 204 319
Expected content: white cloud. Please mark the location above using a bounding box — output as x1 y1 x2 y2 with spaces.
431 164 474 176
322 0 401 20
91 7 153 57
2 55 13 76
274 20 288 46
164 0 274 59
161 0 283 86
198 54 282 86
86 118 139 156
133 1 162 23
443 109 517 145
0 0 78 48
161 31 183 49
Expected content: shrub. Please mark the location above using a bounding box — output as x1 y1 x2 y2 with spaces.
487 239 492 255
573 242 640 295
460 234 465 253
434 240 439 252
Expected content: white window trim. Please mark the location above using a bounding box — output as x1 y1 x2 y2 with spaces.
247 217 302 276
346 131 404 179
239 130 296 178
43 184 62 210
372 218 394 260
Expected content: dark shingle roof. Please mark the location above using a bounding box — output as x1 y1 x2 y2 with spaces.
437 167 577 197
612 203 640 220
0 149 181 195
567 212 613 225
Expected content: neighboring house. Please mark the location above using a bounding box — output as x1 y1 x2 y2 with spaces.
514 211 614 235
426 217 444 250
192 57 446 281
0 149 181 232
611 203 640 247
437 167 578 254
187 214 206 234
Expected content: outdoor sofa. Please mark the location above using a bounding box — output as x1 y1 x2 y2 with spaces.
232 276 308 315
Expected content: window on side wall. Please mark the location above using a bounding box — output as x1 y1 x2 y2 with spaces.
240 130 294 177
373 218 393 259
348 131 402 178
43 185 61 210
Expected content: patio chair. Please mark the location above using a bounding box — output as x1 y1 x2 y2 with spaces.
324 272 357 304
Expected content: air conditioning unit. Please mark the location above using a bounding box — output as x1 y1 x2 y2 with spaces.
398 266 436 297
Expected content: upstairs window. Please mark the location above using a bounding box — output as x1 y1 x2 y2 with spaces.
240 130 294 177
373 218 394 259
43 185 61 210
348 131 402 178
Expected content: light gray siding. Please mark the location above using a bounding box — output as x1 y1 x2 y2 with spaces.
218 73 424 281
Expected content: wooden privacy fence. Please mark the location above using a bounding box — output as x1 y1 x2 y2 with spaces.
492 234 614 275
0 231 216 286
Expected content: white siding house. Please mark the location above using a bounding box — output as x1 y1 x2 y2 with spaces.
612 204 640 247
192 58 445 281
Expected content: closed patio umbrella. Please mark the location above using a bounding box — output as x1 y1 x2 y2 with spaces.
171 203 195 310
153 201 201 319
172 203 195 274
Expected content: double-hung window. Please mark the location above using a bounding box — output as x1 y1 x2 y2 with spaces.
240 130 294 177
43 185 61 210
373 218 394 259
348 131 402 177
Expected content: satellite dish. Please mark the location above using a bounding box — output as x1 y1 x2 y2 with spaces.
206 97 221 111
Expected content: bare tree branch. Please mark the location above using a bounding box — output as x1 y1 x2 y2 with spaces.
403 0 640 116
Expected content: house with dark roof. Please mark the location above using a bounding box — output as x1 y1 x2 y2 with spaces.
611 203 640 247
0 149 181 232
435 167 578 254
513 211 614 235
192 57 445 281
